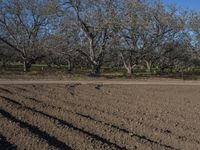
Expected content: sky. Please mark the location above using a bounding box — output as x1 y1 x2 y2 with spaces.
162 0 200 10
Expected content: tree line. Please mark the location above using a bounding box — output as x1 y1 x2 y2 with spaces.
0 0 199 75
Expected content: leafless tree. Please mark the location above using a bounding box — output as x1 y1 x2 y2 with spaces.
59 0 119 74
0 0 198 75
0 0 56 71
117 0 186 75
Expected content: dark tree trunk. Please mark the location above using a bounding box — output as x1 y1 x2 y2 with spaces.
67 60 74 72
2 61 6 68
91 64 102 75
95 65 101 75
23 60 32 72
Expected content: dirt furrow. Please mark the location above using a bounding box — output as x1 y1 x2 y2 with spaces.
2 92 181 150
0 108 73 150
0 134 17 150
63 89 200 135
12 85 200 149
75 85 200 125
0 86 13 94
1 84 200 150
15 84 191 126
0 112 58 150
0 96 125 150
58 95 200 143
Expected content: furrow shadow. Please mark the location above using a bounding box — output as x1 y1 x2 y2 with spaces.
0 134 17 150
0 87 12 94
0 95 182 150
78 113 178 150
14 86 28 92
33 109 126 150
0 96 21 105
25 96 43 103
1 96 126 150
0 109 73 150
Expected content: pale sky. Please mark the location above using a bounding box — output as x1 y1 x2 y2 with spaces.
162 0 200 10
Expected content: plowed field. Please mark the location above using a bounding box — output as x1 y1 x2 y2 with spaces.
0 83 200 150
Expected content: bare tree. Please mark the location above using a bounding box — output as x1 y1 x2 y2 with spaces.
0 0 55 71
117 0 185 75
0 0 198 75
60 0 119 74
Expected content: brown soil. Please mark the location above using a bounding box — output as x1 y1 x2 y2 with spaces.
0 83 200 150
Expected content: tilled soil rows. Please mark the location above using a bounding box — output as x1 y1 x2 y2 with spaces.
0 84 200 150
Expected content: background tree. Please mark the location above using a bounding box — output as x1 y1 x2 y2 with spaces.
0 0 199 76
60 0 119 74
0 0 56 71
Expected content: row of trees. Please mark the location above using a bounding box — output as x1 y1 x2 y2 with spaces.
0 0 200 75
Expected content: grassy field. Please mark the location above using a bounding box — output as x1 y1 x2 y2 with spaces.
1 64 200 81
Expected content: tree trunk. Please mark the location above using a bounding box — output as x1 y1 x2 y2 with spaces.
125 67 132 76
123 63 134 76
123 62 135 76
23 60 31 72
91 64 101 75
2 61 6 68
180 68 184 80
120 53 134 76
145 61 152 74
67 59 74 72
